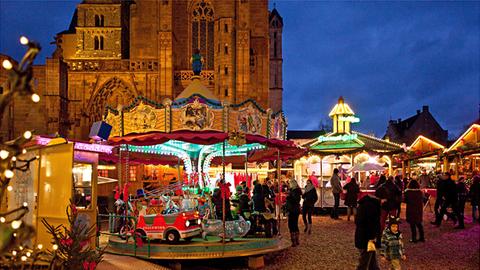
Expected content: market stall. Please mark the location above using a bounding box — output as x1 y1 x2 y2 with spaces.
400 135 445 177
293 97 404 208
443 123 480 180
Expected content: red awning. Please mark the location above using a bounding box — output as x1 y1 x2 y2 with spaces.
108 131 228 146
107 131 305 163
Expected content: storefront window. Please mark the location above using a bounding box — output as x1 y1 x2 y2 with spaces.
73 163 93 209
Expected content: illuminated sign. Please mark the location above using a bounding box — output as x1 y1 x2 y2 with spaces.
339 116 360 123
36 136 114 154
318 134 358 143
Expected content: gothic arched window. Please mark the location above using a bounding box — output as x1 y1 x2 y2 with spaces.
191 0 214 69
94 36 99 50
94 15 104 27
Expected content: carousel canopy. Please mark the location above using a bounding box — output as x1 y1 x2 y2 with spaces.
102 77 305 172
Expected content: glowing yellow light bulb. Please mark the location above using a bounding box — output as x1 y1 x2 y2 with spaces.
12 251 17 256
11 156 16 161
21 256 27 261
26 252 31 257
0 217 5 223
52 244 58 250
19 36 29 45
7 186 13 191
37 244 43 250
2 59 12 70
23 202 28 207
4 170 14 178
11 220 22 229
31 93 40 103
23 131 32 139
0 150 9 159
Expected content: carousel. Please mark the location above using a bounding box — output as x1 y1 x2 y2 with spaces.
97 71 304 265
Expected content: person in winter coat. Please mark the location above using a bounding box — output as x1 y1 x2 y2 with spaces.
252 183 266 212
380 216 406 270
212 186 233 221
404 180 424 243
343 177 360 221
455 177 468 229
286 179 302 247
394 176 404 217
432 172 458 226
330 168 343 219
302 179 318 234
355 191 382 270
378 176 402 232
418 170 430 189
469 175 480 223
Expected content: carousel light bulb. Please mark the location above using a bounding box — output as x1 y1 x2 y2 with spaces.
0 217 5 223
19 36 29 45
11 220 22 229
22 149 27 154
37 244 43 250
0 150 9 159
7 186 13 191
13 233 17 237
52 244 58 250
23 202 28 207
12 251 17 256
4 169 14 178
2 59 13 70
31 93 40 103
26 252 31 257
18 246 23 250
11 156 16 161
23 131 32 139
21 255 27 261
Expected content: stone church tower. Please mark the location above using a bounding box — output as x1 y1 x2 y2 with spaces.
0 0 284 141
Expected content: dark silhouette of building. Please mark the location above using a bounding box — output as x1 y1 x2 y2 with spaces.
384 105 448 146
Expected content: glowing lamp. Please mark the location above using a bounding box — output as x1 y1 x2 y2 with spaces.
11 220 22 229
23 131 32 139
0 150 9 159
19 36 29 45
2 59 13 70
31 93 40 103
4 169 14 178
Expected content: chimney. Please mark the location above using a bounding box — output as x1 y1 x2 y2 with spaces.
416 110 421 115
422 105 429 112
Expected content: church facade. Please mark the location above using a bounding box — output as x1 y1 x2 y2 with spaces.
0 0 284 140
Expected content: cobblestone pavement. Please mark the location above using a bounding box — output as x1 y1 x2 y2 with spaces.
97 254 170 270
265 206 479 270
101 205 479 270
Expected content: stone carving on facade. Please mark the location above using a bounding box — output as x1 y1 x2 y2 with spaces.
87 77 136 123
180 98 214 130
125 102 158 133
174 70 214 82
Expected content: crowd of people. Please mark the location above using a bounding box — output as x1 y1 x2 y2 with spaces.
109 169 480 269
272 169 480 270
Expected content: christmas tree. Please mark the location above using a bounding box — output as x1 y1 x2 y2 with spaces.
42 201 103 270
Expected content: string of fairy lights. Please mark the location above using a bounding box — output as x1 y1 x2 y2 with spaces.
0 36 57 268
